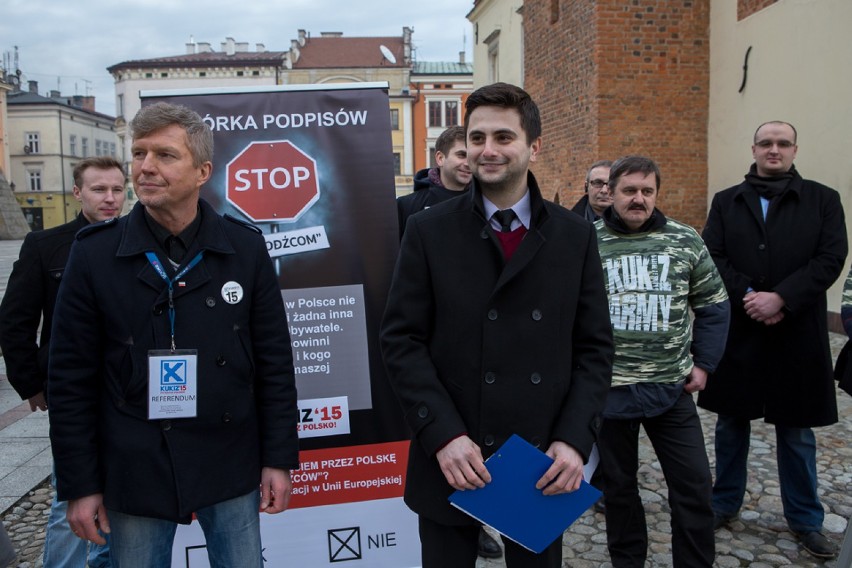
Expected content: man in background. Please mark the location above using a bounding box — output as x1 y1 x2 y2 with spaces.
397 125 471 238
699 121 846 560
572 160 613 222
0 156 126 567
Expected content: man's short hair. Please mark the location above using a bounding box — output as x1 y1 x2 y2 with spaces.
464 82 541 144
72 156 125 188
609 156 661 190
130 102 213 167
585 160 614 183
753 121 798 144
435 126 466 157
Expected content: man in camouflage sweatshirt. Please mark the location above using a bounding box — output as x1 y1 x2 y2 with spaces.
594 156 730 568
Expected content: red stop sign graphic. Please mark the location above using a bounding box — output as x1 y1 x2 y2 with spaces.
226 140 320 223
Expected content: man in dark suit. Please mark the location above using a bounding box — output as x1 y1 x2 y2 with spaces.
0 156 126 568
47 102 299 567
380 82 613 567
699 121 847 560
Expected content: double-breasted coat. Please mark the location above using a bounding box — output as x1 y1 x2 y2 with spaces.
0 213 87 401
380 173 614 525
48 200 299 522
697 170 847 427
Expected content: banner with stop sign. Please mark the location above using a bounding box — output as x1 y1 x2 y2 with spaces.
227 140 320 223
143 84 418 567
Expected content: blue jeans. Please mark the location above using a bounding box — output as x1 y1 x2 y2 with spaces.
107 490 262 568
44 472 111 568
712 414 824 533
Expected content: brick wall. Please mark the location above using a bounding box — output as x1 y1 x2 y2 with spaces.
525 0 710 229
738 0 778 21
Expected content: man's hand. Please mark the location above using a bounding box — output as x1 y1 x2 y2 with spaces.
743 291 785 323
259 467 292 514
762 311 785 326
684 366 708 394
435 435 491 490
67 494 109 545
28 391 47 412
536 441 584 495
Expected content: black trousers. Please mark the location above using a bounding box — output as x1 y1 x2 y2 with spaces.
598 393 714 568
418 516 562 568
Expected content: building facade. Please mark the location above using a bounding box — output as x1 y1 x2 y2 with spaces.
467 0 525 88
6 86 120 230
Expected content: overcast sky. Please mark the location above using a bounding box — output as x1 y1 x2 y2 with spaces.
2 0 475 116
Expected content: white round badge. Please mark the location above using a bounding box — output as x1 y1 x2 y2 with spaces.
221 281 244 305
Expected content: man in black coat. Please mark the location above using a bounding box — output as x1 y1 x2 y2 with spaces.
47 102 299 567
397 125 471 238
698 121 847 560
571 160 612 222
0 156 126 568
381 82 613 567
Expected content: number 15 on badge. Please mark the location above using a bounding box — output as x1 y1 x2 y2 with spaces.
148 349 199 419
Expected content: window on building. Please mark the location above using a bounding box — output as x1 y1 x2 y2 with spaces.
27 169 42 191
429 146 437 168
390 109 400 130
145 72 153 78
393 153 401 176
82 137 89 158
95 140 103 156
446 101 459 126
25 132 40 154
117 94 124 117
199 72 207 77
427 100 462 128
428 102 442 128
110 142 117 157
70 135 77 156
236 71 244 77
160 72 168 78
488 43 500 84
252 70 260 76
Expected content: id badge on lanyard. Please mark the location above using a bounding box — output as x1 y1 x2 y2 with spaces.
145 251 203 420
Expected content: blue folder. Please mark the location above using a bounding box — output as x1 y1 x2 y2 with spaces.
448 434 602 553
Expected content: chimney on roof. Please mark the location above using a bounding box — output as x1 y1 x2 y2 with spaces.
403 27 413 64
297 29 307 46
28 80 38 94
459 51 466 64
319 32 343 38
197 42 212 53
49 89 61 99
186 42 196 55
236 42 248 52
256 43 266 52
222 37 236 56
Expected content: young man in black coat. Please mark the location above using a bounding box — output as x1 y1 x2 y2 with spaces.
381 82 613 568
699 121 847 560
0 156 126 568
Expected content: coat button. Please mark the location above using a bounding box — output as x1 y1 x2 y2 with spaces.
758 244 766 250
530 373 542 385
531 436 542 448
487 309 498 321
152 306 163 316
50 270 63 280
222 412 232 423
484 435 495 447
485 372 496 384
206 297 216 308
480 228 490 239
161 420 172 431
216 356 226 367
417 406 429 418
531 309 542 321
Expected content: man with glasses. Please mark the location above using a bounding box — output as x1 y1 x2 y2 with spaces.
572 160 613 222
699 121 847 560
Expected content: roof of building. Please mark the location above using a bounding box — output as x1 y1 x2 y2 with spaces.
412 61 473 75
7 91 115 121
107 51 287 73
294 36 407 69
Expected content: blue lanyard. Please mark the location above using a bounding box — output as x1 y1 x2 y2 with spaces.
145 251 204 352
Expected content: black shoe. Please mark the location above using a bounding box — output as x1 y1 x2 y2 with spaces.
713 512 735 531
593 498 605 514
477 527 503 559
797 531 838 559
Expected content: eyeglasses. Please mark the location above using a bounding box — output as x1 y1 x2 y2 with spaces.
754 139 795 149
588 179 609 189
